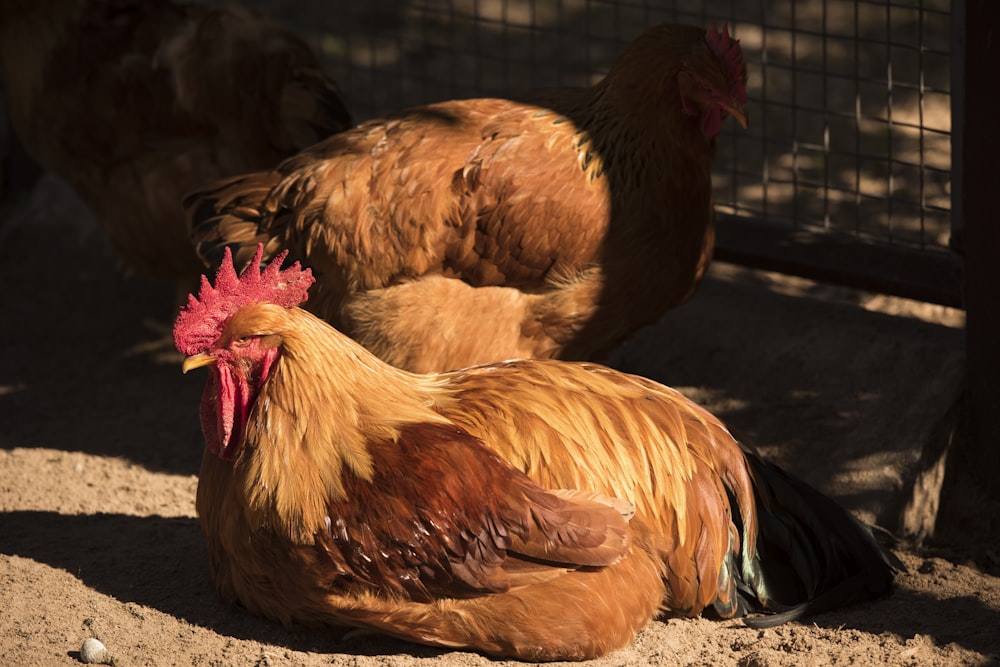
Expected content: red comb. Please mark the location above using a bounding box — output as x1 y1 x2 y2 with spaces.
173 244 315 355
706 21 748 103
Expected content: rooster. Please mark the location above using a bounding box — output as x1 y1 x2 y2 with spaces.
187 21 748 373
0 0 351 302
175 248 897 662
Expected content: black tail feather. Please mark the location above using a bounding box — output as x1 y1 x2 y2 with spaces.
712 448 900 626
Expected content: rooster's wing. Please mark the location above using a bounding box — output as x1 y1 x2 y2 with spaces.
318 422 631 602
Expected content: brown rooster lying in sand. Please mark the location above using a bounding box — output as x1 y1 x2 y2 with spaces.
174 248 897 661
187 21 748 373
0 0 351 301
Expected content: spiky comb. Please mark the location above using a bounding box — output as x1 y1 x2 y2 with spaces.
706 22 748 103
173 244 315 356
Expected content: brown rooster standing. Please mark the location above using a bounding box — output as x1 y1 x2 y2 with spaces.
174 248 897 662
0 0 352 302
188 21 748 372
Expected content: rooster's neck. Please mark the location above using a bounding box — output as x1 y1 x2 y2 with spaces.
570 76 715 217
236 307 450 542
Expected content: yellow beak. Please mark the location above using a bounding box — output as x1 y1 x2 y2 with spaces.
182 353 217 374
727 105 749 129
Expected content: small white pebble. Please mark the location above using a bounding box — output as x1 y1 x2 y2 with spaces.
80 637 114 665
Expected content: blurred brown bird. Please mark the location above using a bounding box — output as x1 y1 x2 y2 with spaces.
187 21 748 373
0 0 352 302
174 248 897 661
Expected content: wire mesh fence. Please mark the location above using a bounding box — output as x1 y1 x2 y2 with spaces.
237 0 959 304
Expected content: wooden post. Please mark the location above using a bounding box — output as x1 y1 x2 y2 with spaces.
959 0 1000 494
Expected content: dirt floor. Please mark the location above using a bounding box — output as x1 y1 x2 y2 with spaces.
1 175 997 666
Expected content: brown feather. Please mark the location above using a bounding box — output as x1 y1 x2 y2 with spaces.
0 0 351 298
187 302 895 660
314 421 632 602
194 304 660 660
188 22 746 372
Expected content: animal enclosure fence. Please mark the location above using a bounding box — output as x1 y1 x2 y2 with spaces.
244 0 961 307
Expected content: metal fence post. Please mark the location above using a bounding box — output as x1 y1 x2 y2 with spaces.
959 0 1000 495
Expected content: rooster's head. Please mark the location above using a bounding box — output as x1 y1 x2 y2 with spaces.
678 22 749 137
174 245 314 459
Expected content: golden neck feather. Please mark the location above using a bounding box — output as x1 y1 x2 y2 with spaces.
234 306 450 542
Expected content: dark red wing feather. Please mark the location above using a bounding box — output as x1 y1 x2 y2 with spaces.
317 422 630 602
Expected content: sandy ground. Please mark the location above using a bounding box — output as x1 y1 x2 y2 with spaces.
1 176 997 666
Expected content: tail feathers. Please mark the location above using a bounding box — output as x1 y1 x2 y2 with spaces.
740 571 887 629
185 172 284 271
279 69 353 147
163 5 352 154
711 449 900 626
